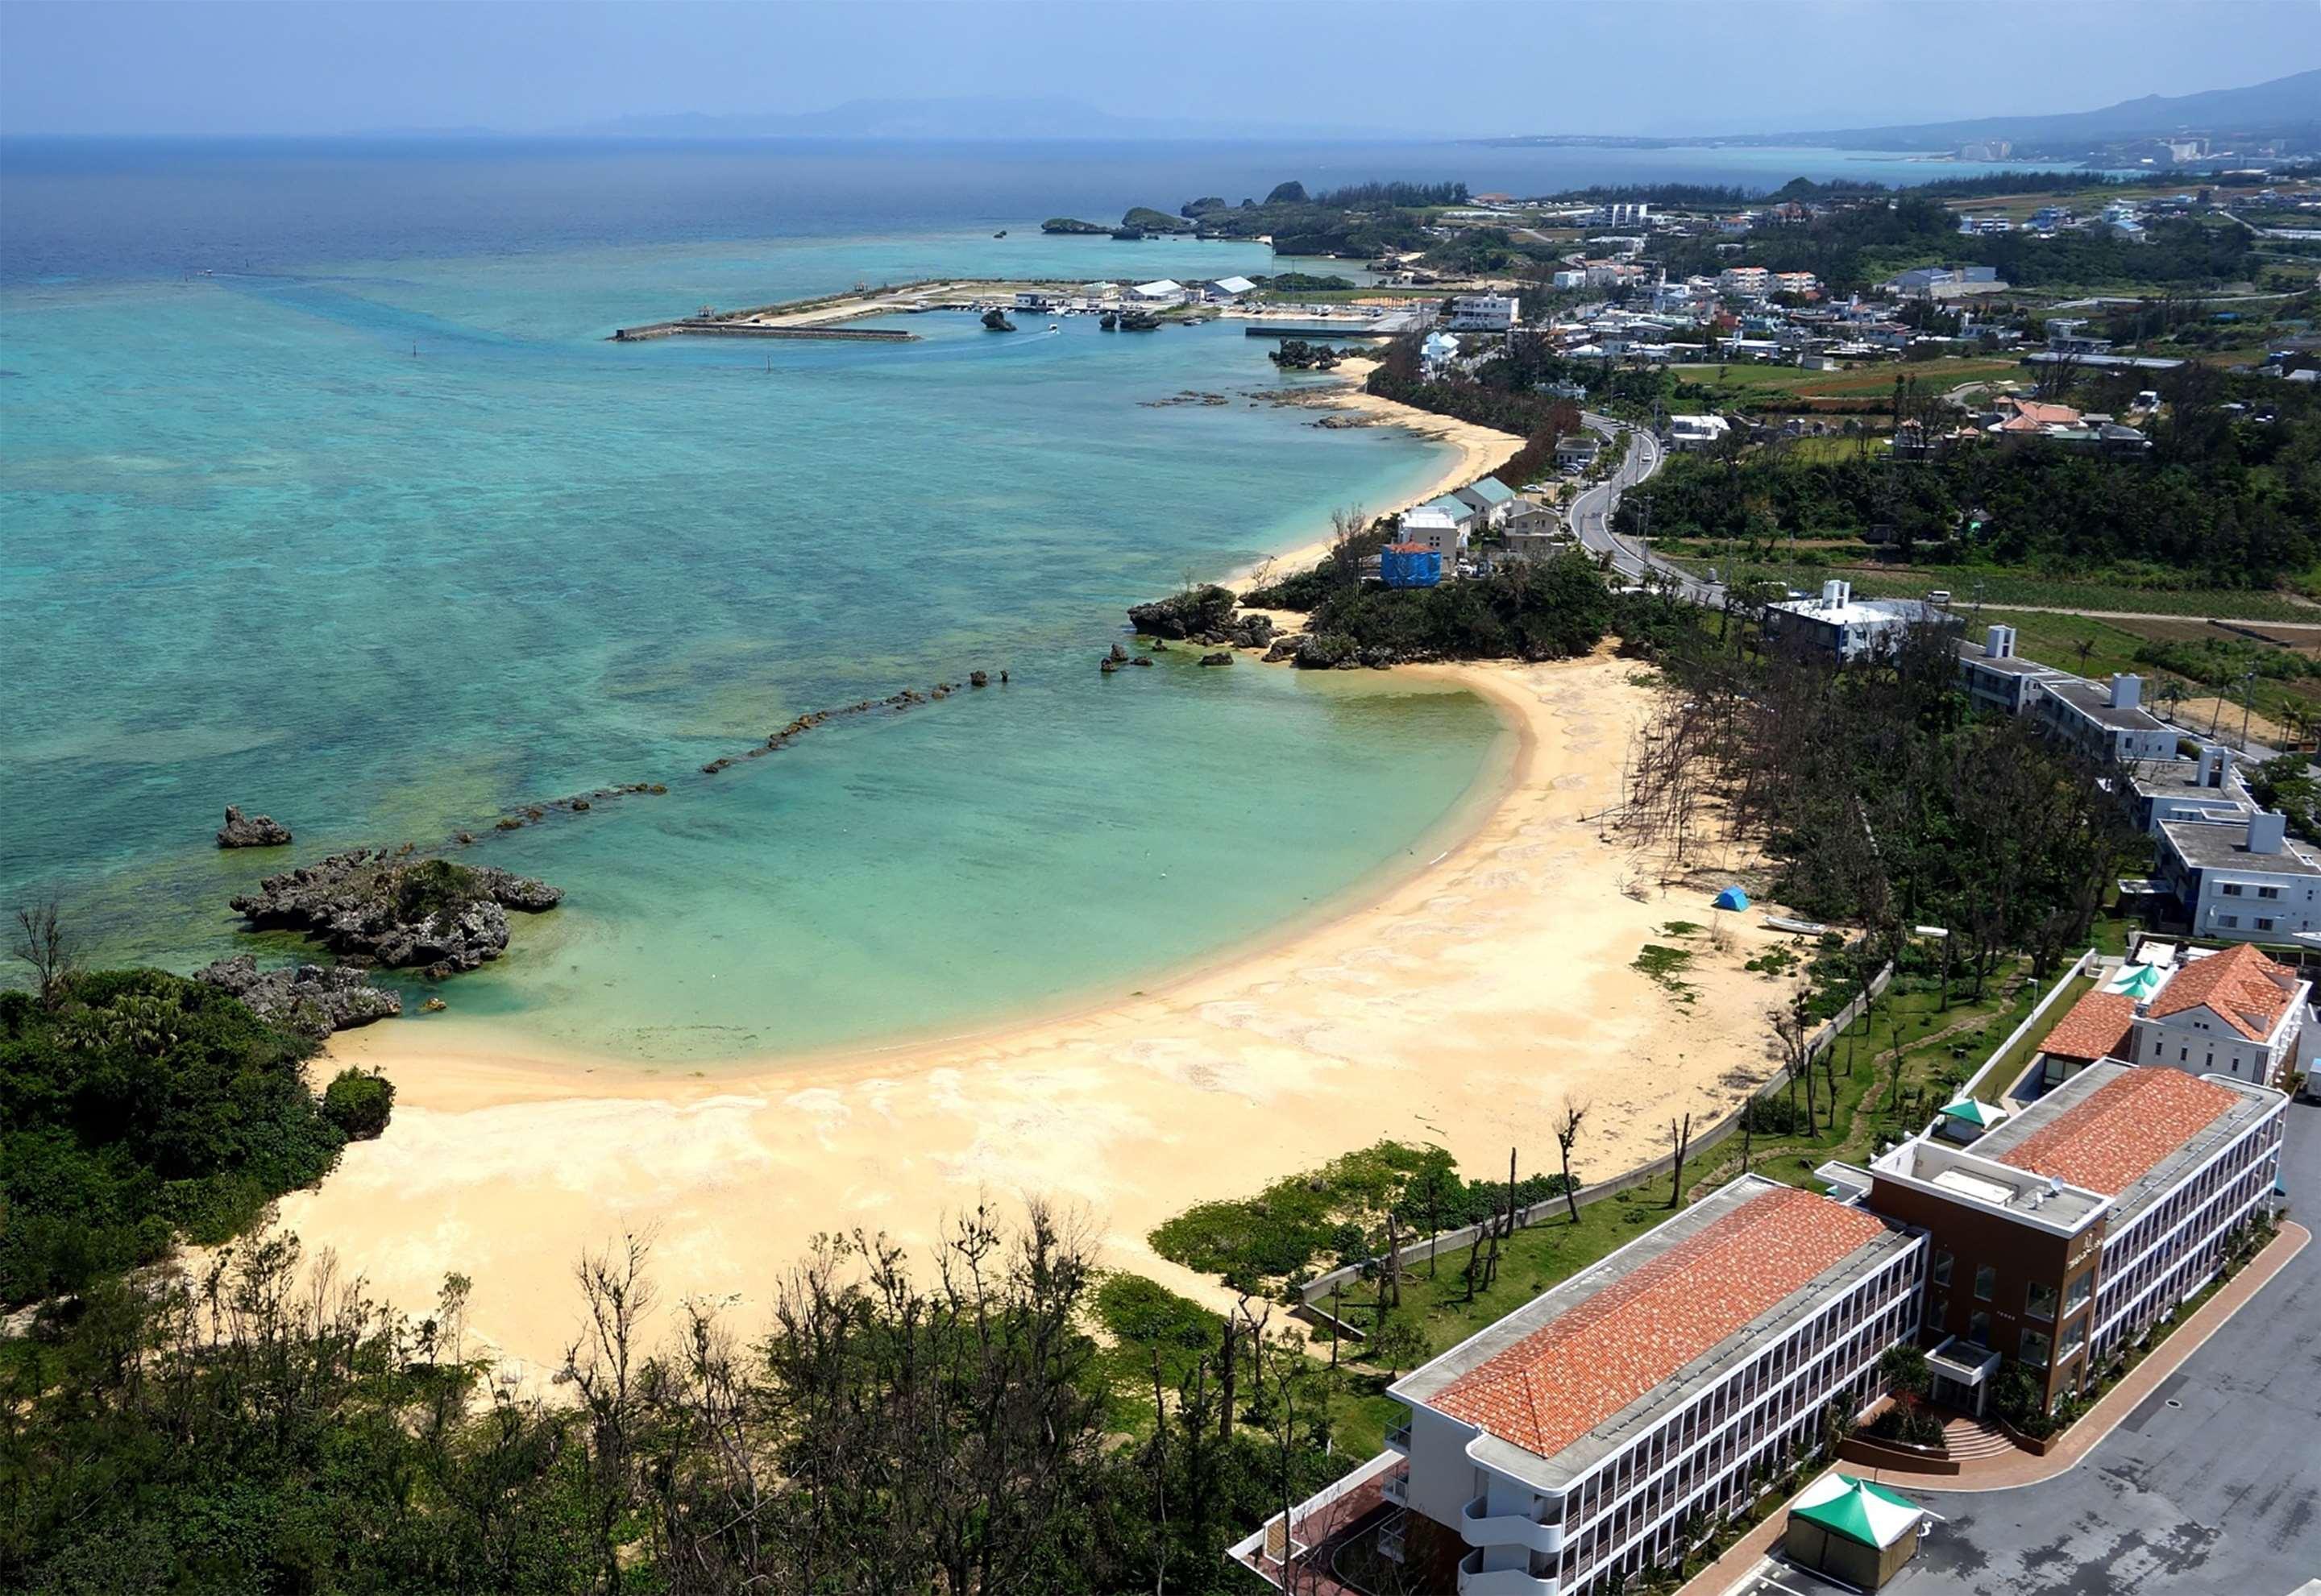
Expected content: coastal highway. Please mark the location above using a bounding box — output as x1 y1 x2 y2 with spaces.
1567 414 1725 604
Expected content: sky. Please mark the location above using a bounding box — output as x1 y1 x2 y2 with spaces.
3 0 2319 140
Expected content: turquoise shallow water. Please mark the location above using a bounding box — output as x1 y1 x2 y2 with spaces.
2 221 1505 1059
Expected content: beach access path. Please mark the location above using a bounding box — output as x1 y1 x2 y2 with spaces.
280 653 1806 1374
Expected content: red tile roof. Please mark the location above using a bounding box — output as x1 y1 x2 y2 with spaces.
1996 1067 2238 1196
2148 943 2298 1042
1430 1188 1887 1462
2041 990 2137 1063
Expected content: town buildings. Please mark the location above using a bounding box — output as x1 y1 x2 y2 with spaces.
1397 504 1466 572
2030 672 2180 762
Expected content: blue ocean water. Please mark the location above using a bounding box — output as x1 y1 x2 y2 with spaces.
0 137 2035 1059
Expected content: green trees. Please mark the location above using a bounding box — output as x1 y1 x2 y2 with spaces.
323 1067 396 1140
1290 550 1614 664
0 968 345 1304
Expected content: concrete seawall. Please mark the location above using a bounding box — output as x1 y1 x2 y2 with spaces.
612 321 917 343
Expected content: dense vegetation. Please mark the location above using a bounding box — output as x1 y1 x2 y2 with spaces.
0 965 359 1304
1295 549 1615 665
1621 360 2321 587
1 1210 1331 1594
1624 619 2139 979
1148 1140 1581 1291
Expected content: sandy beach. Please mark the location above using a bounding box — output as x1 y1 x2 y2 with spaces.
279 653 1799 1371
1233 357 1526 586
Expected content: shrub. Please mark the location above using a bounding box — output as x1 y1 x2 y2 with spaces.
323 1068 396 1141
390 858 487 926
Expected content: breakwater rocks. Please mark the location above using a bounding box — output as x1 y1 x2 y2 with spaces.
230 850 563 977
217 805 293 848
195 954 401 1040
695 673 1000 775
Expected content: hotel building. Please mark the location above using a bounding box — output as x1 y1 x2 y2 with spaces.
1241 1066 2286 1594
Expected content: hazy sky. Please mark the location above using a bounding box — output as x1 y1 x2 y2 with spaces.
5 0 2319 139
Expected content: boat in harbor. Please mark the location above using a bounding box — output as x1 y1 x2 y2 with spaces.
1099 311 1118 330
981 307 1016 332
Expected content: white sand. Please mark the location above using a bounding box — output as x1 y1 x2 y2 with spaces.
280 657 1798 1370
1231 358 1526 587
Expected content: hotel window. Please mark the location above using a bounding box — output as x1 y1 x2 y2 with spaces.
2222 883 2244 896
2259 886 2282 900
2219 914 2240 928
1968 1311 1992 1348
2026 1281 2057 1321
1933 1250 1954 1287
2257 919 2276 932
1974 1264 1997 1302
2020 1328 2052 1366
2060 1319 2087 1357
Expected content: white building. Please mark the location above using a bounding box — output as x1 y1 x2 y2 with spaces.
1766 580 1945 664
1448 294 1521 331
1957 624 2072 715
2156 810 2321 943
2031 674 2180 764
1453 475 1519 530
1207 275 1258 301
1551 270 1588 291
1398 505 1466 570
1127 280 1185 305
2034 942 2309 1090
1663 413 1733 451
1248 1179 1921 1595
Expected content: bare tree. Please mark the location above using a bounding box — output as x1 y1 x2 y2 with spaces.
1554 1096 1590 1223
563 1230 658 1595
1666 1113 1694 1208
10 899 77 1010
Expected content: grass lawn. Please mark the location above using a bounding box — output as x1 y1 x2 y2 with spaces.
1671 357 2020 408
1971 970 2095 1105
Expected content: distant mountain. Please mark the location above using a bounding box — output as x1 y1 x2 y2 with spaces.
1479 68 2321 154
1783 67 2321 151
574 96 1364 142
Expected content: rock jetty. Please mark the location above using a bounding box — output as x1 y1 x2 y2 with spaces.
230 849 562 976
217 805 293 848
195 954 401 1039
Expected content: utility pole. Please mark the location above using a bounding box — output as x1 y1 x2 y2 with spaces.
2240 667 2257 751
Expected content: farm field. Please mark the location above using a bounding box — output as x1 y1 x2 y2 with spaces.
1671 356 2022 409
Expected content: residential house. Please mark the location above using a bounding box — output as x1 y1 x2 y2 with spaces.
1663 413 1733 451
2156 810 2321 943
1454 475 1519 530
1397 504 1466 572
1555 434 1601 472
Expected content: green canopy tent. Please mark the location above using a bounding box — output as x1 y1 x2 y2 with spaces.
2101 962 2166 1001
1934 1097 2008 1143
1783 1473 1928 1589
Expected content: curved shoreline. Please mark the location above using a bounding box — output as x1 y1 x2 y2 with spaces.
283 654 1801 1366
1231 357 1526 586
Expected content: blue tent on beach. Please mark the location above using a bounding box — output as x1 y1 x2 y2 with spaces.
1713 886 1750 911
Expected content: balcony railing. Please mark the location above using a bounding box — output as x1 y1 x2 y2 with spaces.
1459 1495 1563 1556
1456 1547 1559 1596
1385 1422 1412 1454
1382 1468 1410 1508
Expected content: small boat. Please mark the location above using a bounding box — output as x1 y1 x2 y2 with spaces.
1048 321 1061 333
994 229 1007 238
1099 311 1119 330
981 307 1017 332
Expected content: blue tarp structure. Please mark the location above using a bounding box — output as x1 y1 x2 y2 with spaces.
1713 886 1750 911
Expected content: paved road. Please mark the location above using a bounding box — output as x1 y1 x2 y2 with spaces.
1567 413 1725 603
1730 1100 2321 1596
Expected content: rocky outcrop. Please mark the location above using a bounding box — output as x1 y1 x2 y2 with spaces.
217 806 293 848
1217 612 1276 650
1128 586 1238 640
230 850 562 976
195 954 401 1039
1199 651 1234 667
